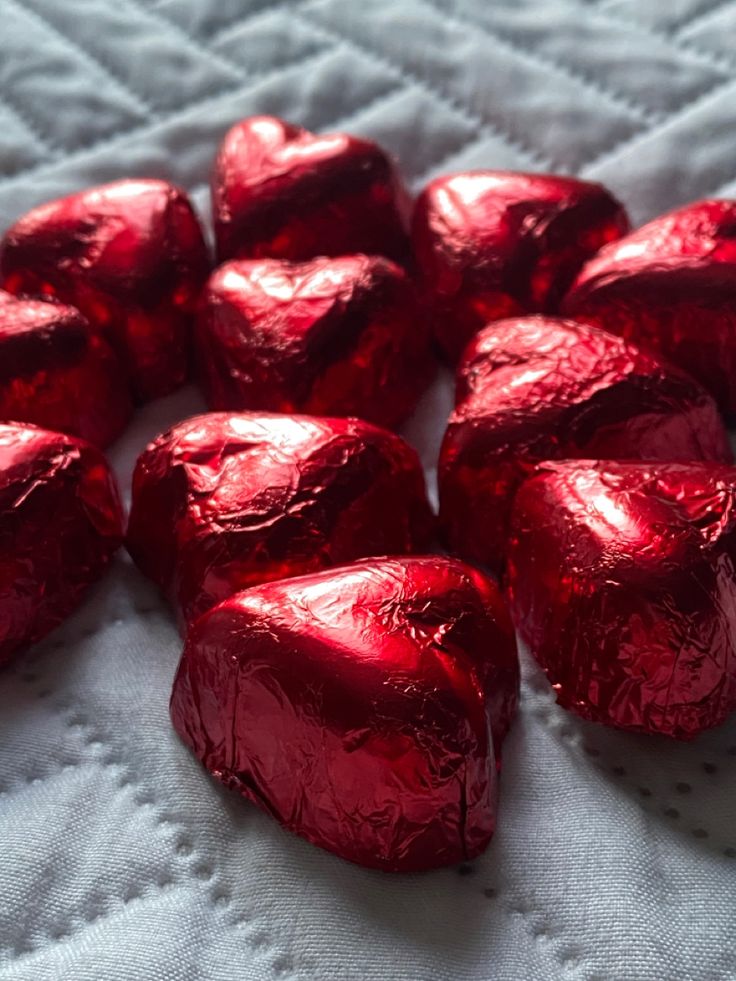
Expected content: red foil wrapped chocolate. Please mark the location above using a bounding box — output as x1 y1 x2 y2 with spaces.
507 460 736 739
0 422 123 665
127 412 433 626
170 555 519 871
212 115 410 265
411 171 629 360
0 291 131 448
0 179 209 401
564 199 736 416
439 316 732 574
196 254 433 428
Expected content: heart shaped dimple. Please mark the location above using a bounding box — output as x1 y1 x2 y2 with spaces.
170 555 519 872
0 422 123 665
438 316 732 575
0 179 209 402
212 115 410 265
507 459 736 739
196 254 433 428
126 411 434 627
0 290 131 448
411 171 629 361
564 199 736 417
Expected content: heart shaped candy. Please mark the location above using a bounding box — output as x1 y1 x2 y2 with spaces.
170 555 519 871
127 412 434 626
0 179 209 401
212 115 410 265
412 171 629 361
0 291 131 448
564 199 736 416
507 460 736 739
439 316 732 574
0 423 123 665
196 254 433 428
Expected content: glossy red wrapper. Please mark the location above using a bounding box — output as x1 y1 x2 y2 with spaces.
411 170 629 361
564 199 736 416
0 290 131 448
196 254 433 428
0 179 209 402
0 422 123 665
439 316 732 575
507 460 736 739
212 115 410 265
170 555 519 871
127 411 434 626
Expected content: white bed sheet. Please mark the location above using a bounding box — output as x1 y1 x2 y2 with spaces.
1 1 735 978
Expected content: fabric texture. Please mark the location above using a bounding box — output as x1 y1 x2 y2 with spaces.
1 1 736 978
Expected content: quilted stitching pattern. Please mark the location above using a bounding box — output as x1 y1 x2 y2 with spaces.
0 2 735 979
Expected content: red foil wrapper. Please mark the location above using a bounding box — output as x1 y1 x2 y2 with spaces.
0 179 209 402
212 115 410 265
0 291 131 448
170 555 519 871
564 199 736 416
0 422 123 665
196 254 433 429
126 412 434 626
439 316 732 575
507 460 736 739
411 171 629 361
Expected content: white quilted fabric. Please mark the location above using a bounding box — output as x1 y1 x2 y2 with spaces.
1 1 736 978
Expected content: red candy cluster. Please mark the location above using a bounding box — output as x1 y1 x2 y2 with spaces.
439 315 731 574
3 111 736 872
1 179 209 401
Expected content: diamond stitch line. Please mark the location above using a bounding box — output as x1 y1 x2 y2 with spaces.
297 7 558 169
0 46 334 199
6 0 152 117
419 0 655 125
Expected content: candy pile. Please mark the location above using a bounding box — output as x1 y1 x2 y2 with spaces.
2 115 736 872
